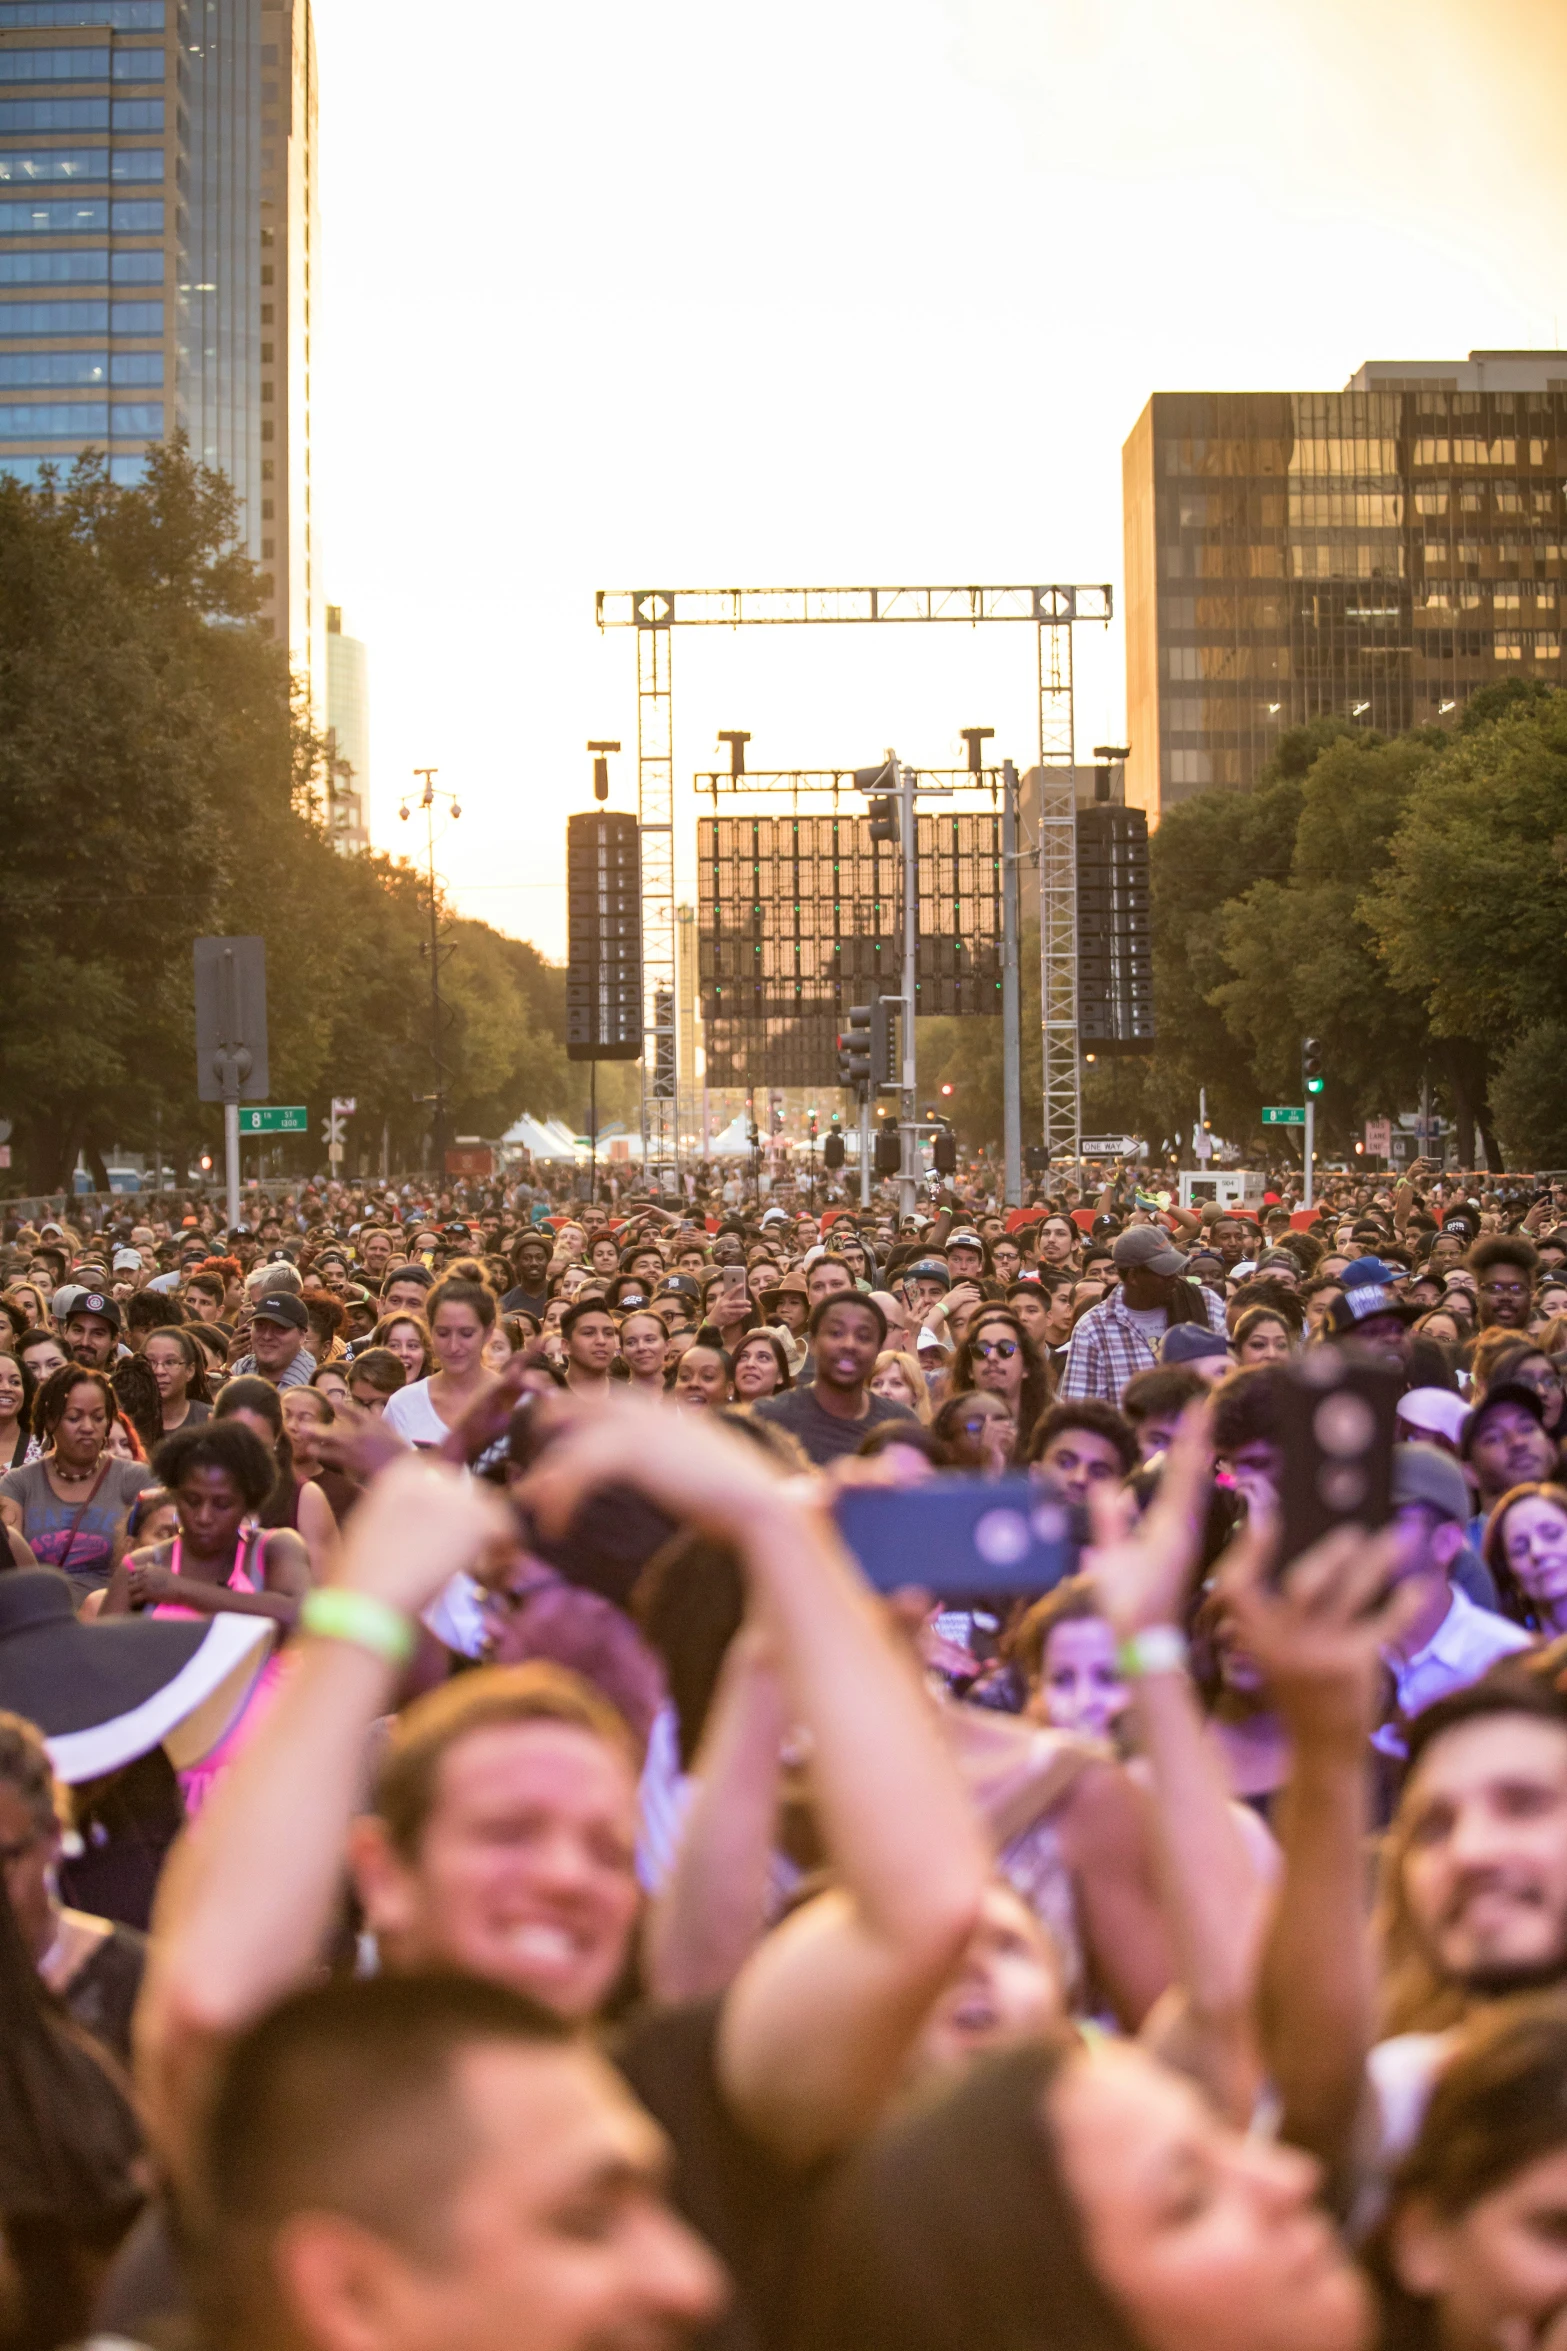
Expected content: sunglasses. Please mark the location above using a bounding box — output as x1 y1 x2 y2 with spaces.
973 1338 1019 1360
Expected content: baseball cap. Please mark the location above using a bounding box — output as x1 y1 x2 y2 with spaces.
1461 1381 1548 1459
905 1258 951 1289
251 1292 310 1332
111 1248 142 1272
1161 1324 1230 1365
64 1290 122 1333
657 1275 702 1301
945 1230 985 1254
1396 1388 1470 1450
1112 1226 1189 1277
1338 1255 1404 1291
1326 1282 1421 1336
383 1262 436 1291
1391 1442 1472 1524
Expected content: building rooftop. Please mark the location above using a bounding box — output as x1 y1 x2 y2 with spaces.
1346 350 1567 393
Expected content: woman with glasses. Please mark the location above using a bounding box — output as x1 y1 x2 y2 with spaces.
1479 1339 1564 1438
951 1307 1050 1459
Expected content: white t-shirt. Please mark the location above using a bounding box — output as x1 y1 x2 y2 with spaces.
382 1378 448 1448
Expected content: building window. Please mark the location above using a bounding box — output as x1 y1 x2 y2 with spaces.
261 536 273 558
0 47 112 81
108 347 159 384
108 197 161 230
0 246 109 282
1494 633 1525 660
0 3 164 23
260 340 272 361
110 49 163 80
260 497 273 519
111 96 161 128
0 145 162 184
109 296 159 331
1169 751 1213 787
108 249 160 281
0 348 107 384
0 296 107 331
0 396 109 433
0 195 109 231
260 380 272 401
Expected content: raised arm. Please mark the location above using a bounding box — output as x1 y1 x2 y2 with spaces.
1085 1410 1272 2114
642 1623 790 2005
134 1457 506 2178
1219 1518 1419 2189
519 1403 990 2167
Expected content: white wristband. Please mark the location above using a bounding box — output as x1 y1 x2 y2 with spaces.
1116 1625 1189 1680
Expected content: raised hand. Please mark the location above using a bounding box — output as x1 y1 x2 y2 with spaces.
1215 1512 1422 1746
1085 1400 1213 1638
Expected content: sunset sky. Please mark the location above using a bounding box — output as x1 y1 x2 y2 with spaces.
310 0 1567 960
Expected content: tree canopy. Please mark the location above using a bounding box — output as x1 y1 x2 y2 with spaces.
0 442 572 1192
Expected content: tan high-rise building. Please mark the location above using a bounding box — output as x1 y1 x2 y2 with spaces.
0 0 320 707
1123 352 1567 822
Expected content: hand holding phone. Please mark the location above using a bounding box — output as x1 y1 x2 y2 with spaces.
1274 1350 1400 1578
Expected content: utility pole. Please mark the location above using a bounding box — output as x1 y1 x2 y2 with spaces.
1000 758 1022 1207
402 768 461 1177
897 756 919 1221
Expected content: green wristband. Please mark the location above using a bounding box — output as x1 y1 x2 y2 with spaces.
300 1586 416 1668
1116 1625 1189 1680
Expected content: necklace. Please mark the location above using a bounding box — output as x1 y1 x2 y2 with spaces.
50 1455 101 1485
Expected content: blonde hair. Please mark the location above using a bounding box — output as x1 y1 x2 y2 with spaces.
871 1350 931 1423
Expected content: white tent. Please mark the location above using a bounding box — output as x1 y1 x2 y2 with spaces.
708 1112 754 1156
501 1113 578 1163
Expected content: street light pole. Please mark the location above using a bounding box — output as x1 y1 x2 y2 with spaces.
1001 758 1022 1207
403 768 461 1179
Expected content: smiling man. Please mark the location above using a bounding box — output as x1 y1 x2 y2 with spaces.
751 1294 912 1465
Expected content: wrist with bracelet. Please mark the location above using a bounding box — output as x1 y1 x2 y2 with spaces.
1115 1625 1189 1680
299 1586 416 1668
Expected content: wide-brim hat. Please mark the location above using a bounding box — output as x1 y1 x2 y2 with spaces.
762 1273 810 1310
0 1570 276 1784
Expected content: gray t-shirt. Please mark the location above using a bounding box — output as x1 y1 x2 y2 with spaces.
0 1457 153 1589
751 1385 915 1467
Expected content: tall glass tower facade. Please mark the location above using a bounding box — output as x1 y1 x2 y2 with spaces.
0 0 319 708
1123 353 1567 822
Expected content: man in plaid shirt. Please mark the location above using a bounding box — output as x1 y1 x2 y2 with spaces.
1059 1225 1228 1405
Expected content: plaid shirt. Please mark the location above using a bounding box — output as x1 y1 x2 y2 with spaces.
1058 1286 1228 1406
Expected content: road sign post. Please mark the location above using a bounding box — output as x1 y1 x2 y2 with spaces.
195 937 269 1233
238 1106 308 1135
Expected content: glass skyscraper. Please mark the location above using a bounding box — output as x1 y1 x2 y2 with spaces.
1123 352 1567 820
0 0 320 709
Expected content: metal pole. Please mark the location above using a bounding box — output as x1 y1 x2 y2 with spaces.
426 803 444 1177
898 757 918 1221
1001 759 1022 1207
224 1096 240 1232
589 1060 597 1205
859 1087 871 1208
1304 1097 1315 1210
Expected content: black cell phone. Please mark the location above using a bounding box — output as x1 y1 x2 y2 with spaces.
1274 1350 1401 1577
834 1476 1079 1599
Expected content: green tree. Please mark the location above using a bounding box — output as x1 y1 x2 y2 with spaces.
1208 731 1436 1147
0 443 576 1192
1491 1023 1567 1169
1360 691 1567 1167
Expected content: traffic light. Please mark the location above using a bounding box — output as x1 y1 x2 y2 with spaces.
932 1125 957 1176
1302 1037 1325 1097
870 997 898 1090
874 1117 902 1177
823 1129 846 1171
866 795 898 845
838 1004 873 1088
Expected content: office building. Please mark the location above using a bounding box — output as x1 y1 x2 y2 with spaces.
1123 352 1567 820
0 0 320 705
324 601 368 850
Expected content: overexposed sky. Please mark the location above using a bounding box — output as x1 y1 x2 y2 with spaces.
311 0 1567 959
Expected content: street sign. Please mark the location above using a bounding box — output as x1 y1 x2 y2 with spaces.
238 1106 307 1134
1365 1119 1393 1157
194 936 269 1102
1262 1106 1306 1126
332 1096 357 1117
1080 1136 1146 1158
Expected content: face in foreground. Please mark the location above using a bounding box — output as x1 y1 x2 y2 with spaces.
277 2040 725 2351
1393 2140 1567 2351
1051 2040 1371 2351
354 1722 642 2021
911 1882 1065 2082
1398 1714 1567 1992
1035 1617 1129 1743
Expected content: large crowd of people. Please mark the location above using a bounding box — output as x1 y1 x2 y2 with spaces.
5 1151 1567 2351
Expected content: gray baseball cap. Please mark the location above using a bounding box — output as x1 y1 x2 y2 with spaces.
1112 1226 1189 1277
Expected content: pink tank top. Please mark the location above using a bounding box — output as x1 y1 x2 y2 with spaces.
154 1527 284 1814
